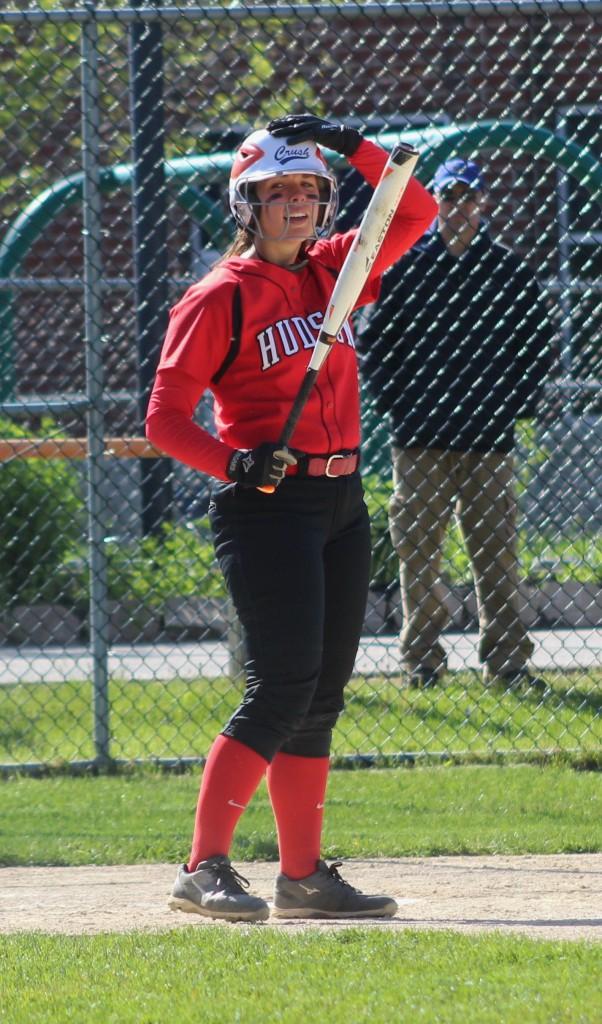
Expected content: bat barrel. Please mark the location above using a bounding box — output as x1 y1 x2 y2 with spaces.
389 142 420 166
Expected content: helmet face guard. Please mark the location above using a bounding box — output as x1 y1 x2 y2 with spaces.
228 129 338 239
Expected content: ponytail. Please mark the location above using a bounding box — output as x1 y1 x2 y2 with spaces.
217 226 254 263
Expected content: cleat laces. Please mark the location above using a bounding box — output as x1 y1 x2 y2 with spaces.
327 861 360 893
208 861 251 894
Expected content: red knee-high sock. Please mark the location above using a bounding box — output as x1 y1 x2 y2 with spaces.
187 734 268 872
266 752 330 879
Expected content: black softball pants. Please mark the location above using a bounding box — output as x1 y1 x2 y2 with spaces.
208 473 371 762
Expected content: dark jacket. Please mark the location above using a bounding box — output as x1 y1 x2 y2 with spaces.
358 227 554 453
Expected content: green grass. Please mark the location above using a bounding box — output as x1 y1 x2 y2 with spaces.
1 929 600 1024
1 671 600 767
340 672 601 760
1 765 600 867
2 765 600 1024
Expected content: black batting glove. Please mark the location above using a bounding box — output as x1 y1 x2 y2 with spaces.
227 443 298 489
267 113 362 158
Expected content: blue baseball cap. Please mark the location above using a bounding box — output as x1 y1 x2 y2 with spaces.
432 158 486 193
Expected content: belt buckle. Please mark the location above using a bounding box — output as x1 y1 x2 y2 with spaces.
325 454 345 478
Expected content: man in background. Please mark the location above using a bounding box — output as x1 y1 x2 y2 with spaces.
358 158 554 691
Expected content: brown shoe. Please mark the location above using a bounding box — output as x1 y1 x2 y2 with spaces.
403 667 442 689
488 670 548 694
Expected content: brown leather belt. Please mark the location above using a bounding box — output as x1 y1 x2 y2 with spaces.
290 450 360 478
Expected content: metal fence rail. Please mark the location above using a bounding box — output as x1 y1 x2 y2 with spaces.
0 1 600 772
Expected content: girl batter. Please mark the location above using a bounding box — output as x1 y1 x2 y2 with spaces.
146 114 436 921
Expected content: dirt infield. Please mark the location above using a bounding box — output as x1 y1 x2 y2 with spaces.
2 854 601 941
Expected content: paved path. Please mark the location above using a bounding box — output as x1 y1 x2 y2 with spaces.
1 854 600 941
1 629 602 684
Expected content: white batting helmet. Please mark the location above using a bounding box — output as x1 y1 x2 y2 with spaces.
228 128 338 238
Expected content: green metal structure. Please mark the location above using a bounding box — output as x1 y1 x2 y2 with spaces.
1 119 601 407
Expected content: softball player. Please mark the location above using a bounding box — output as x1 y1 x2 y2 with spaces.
146 114 436 921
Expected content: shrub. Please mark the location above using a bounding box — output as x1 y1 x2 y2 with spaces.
0 418 85 604
362 473 396 588
107 518 226 604
63 517 226 609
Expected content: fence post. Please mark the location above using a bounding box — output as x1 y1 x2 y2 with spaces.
128 0 173 536
81 4 111 769
0 293 14 401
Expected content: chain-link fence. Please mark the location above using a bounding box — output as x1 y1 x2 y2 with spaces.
0 1 600 772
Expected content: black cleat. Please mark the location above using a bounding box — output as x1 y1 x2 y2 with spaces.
272 860 398 920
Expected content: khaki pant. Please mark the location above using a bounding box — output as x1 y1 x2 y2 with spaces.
389 447 534 680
